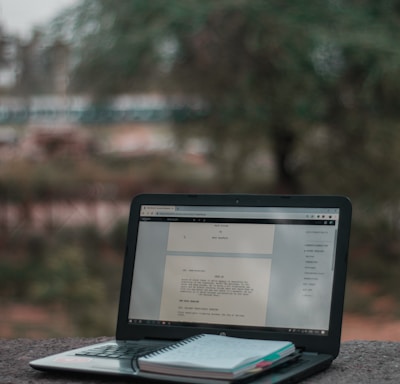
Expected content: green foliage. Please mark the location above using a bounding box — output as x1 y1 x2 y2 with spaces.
108 219 128 254
0 223 124 337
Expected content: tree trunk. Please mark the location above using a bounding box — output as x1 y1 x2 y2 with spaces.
271 124 301 194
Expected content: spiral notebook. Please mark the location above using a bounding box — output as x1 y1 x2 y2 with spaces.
135 334 296 380
30 193 352 384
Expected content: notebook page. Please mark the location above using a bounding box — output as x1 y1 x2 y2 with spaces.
139 334 294 370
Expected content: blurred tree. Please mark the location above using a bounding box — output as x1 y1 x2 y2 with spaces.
0 26 7 67
53 0 400 198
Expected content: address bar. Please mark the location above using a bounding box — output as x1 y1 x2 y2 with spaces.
153 211 309 219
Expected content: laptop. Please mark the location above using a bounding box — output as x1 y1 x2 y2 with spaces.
30 193 352 383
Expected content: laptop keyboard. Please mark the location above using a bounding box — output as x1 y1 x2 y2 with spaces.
75 343 163 360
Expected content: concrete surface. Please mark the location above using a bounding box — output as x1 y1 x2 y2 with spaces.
1 337 400 383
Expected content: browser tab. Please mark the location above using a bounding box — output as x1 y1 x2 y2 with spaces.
140 205 176 216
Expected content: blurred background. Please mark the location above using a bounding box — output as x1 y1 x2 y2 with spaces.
1 0 400 341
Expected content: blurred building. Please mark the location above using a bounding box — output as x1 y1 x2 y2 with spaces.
0 26 19 91
0 27 208 160
1 30 70 96
28 34 69 95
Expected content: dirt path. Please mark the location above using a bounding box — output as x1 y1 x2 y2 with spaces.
342 313 400 341
2 304 400 341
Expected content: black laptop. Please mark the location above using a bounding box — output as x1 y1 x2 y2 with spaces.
30 193 352 383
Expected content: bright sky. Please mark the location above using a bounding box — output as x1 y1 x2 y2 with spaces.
0 0 80 39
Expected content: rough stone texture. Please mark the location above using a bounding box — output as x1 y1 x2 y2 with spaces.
1 338 400 383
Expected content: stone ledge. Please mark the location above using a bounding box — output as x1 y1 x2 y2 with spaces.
1 338 400 383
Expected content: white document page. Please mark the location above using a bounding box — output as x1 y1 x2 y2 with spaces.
167 222 275 254
159 255 272 326
159 222 274 326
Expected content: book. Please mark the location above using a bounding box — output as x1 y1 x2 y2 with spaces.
136 334 295 380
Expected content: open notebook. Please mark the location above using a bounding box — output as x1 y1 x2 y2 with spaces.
30 193 352 384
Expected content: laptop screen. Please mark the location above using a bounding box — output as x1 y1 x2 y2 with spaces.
127 204 340 337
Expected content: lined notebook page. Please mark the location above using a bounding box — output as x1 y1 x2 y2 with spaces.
139 334 294 370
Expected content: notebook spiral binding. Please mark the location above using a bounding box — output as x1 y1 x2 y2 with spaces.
143 334 204 359
131 334 205 372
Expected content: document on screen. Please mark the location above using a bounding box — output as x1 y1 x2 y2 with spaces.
159 256 271 326
159 222 274 326
167 222 275 255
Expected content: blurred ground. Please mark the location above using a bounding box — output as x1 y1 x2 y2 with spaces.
341 313 400 341
0 304 75 339
2 303 400 341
